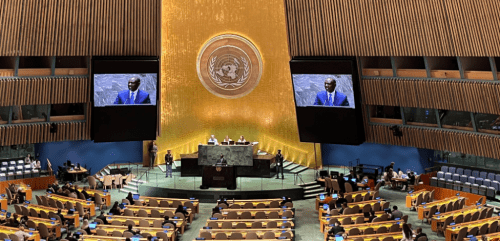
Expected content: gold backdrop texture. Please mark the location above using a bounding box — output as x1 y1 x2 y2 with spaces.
153 0 320 168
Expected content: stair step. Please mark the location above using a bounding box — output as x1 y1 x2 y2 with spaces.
299 181 319 187
174 161 181 168
104 169 110 174
119 188 138 194
291 166 309 174
282 161 294 168
304 187 325 194
122 185 138 191
285 163 301 170
132 178 147 184
304 192 327 199
303 184 322 190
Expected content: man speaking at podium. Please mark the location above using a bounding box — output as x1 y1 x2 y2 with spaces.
216 154 227 166
114 77 151 104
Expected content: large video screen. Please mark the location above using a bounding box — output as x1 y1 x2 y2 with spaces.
292 74 355 109
290 57 365 145
92 57 159 142
94 73 157 107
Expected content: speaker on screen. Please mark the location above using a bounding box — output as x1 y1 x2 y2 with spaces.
91 57 159 142
289 57 365 145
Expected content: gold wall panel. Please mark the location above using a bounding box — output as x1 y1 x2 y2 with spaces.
155 0 320 167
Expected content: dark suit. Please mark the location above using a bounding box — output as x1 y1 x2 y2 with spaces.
165 154 173 177
328 226 345 235
313 91 349 106
216 158 227 166
275 153 284 179
114 90 151 104
81 190 90 200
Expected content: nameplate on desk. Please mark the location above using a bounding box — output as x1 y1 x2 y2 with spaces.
213 177 225 181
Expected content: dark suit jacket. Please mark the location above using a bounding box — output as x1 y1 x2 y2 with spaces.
165 154 173 165
415 233 427 240
314 91 349 106
114 90 151 104
328 226 345 235
216 158 227 165
81 190 90 200
276 154 283 166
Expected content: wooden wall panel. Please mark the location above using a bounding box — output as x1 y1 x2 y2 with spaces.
367 124 500 160
0 0 159 56
0 77 89 106
285 0 500 57
361 78 500 115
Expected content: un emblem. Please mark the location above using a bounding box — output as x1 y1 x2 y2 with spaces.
197 34 263 99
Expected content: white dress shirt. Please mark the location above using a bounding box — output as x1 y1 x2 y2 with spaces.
208 138 218 145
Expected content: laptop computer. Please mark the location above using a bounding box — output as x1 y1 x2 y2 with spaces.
331 194 338 199
343 177 349 181
89 223 97 229
351 178 356 183
319 194 325 200
207 142 215 145
133 194 140 200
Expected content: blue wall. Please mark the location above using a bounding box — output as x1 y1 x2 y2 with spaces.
35 140 143 175
321 143 435 174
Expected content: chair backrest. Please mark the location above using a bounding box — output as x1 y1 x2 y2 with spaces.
88 176 96 188
354 194 362 203
138 209 148 217
251 221 262 229
441 166 448 172
255 211 266 219
490 221 498 234
214 232 227 240
454 214 464 224
464 169 472 176
230 232 243 239
389 223 400 232
27 220 37 229
151 209 161 218
468 227 479 236
449 167 456 174
38 223 50 239
112 231 122 237
96 229 107 236
263 231 275 239
139 219 150 227
463 213 472 223
230 204 241 209
124 209 134 216
125 220 135 227
479 208 488 220
345 182 353 193
30 208 38 217
270 201 280 208
426 206 437 219
456 168 464 175
376 226 387 233
479 223 489 235
455 227 468 241
8 234 19 241
348 227 360 236
246 232 258 239
471 211 480 221
111 220 122 226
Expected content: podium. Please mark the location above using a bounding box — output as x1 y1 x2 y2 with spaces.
202 165 237 189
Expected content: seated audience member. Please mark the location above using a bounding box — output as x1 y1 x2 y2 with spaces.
385 208 393 219
24 154 32 164
19 215 29 227
391 206 403 220
280 196 292 206
147 236 153 241
10 213 20 227
338 202 348 214
33 158 41 171
403 171 416 191
402 223 412 241
81 186 91 200
66 232 78 241
338 173 346 194
364 210 376 222
81 217 91 234
126 224 140 235
335 193 347 208
161 216 177 229
217 197 229 207
95 211 108 224
327 220 345 236
14 226 30 241
212 207 221 216
414 227 427 240
110 201 122 215
126 192 135 205
175 204 188 216
384 168 394 189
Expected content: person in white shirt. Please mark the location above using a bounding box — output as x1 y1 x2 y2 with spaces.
237 135 246 143
14 226 30 241
223 135 232 143
208 135 218 145
24 154 32 164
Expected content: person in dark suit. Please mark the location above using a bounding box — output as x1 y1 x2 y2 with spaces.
165 150 173 178
81 186 90 200
114 77 151 104
125 224 140 235
95 211 108 225
216 154 227 166
414 227 427 240
338 173 346 194
161 216 176 229
275 150 284 179
313 78 349 107
327 220 345 236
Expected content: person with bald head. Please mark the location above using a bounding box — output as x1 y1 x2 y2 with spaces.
114 77 151 104
313 77 349 106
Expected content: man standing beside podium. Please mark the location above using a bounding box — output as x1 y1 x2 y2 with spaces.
275 150 284 179
165 150 173 178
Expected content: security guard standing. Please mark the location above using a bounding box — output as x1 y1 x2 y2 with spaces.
275 150 284 179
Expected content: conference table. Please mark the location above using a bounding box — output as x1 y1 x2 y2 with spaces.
82 236 147 241
417 196 462 220
319 211 385 232
445 216 500 241
104 215 186 234
0 226 41 241
27 203 80 227
121 205 194 223
324 220 404 239
406 189 428 208
219 208 294 219
198 228 294 239
46 193 96 216
0 210 62 238
319 199 387 220
205 218 295 229
92 225 175 241
67 167 87 182
430 205 482 232
138 196 200 213
226 198 283 208
316 189 375 210
466 232 500 241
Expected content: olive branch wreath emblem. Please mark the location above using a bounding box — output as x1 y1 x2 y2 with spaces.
209 56 250 88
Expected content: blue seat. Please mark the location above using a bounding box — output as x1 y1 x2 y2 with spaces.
445 172 452 180
438 178 446 188
456 168 464 175
437 171 445 179
487 187 496 198
492 180 500 191
464 169 472 176
446 179 454 189
496 174 500 182
476 178 483 186
488 173 496 181
448 167 456 174
441 166 449 172
483 179 491 188
480 172 488 179
453 181 461 191
471 184 479 194
430 177 438 187
468 176 476 184
452 174 460 181
479 185 487 196
460 175 468 183
472 170 480 178
462 182 471 193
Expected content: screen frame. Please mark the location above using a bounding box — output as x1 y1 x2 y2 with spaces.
91 56 159 142
289 57 365 145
